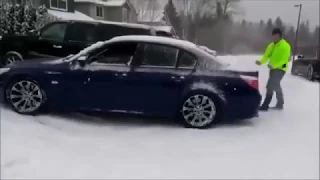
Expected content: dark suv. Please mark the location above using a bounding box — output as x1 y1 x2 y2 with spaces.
0 20 156 66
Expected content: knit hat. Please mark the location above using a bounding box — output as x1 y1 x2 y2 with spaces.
272 28 282 36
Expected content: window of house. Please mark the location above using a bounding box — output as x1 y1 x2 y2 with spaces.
96 6 103 17
178 51 197 68
142 44 178 67
41 23 67 41
50 0 67 10
122 8 128 22
93 42 138 65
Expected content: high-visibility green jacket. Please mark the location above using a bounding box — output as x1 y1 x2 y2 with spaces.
259 39 291 71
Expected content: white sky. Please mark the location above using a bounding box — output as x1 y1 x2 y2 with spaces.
238 0 319 28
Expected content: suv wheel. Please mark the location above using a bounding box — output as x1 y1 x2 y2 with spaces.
3 51 23 65
307 65 314 81
180 93 222 129
6 79 44 114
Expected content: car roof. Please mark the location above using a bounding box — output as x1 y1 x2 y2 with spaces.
108 35 197 51
54 20 152 30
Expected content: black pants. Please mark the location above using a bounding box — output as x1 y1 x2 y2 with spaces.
261 69 286 107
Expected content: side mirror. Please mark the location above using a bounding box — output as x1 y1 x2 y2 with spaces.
29 29 40 36
77 55 87 67
297 54 304 59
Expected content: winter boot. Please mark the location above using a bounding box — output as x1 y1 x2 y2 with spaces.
270 104 283 110
259 105 269 111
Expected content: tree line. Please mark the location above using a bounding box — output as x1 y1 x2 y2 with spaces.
164 0 319 55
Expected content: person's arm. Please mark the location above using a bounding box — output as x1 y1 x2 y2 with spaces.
259 43 273 64
271 44 291 69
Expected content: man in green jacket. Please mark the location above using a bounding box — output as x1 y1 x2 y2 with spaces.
255 28 291 111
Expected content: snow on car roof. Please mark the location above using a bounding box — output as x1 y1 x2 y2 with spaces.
109 35 197 50
94 20 152 30
47 9 94 21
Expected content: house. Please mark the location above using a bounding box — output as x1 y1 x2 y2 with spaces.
39 0 94 21
73 0 137 23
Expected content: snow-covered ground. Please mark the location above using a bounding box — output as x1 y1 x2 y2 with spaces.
1 55 319 179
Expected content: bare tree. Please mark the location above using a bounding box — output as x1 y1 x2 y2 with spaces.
130 0 163 22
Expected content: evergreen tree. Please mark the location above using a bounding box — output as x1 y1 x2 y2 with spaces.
0 0 54 36
274 16 285 32
286 26 296 45
165 0 181 37
265 18 273 35
259 20 265 29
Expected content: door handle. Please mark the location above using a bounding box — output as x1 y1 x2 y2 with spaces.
53 45 62 49
114 73 127 77
171 76 185 81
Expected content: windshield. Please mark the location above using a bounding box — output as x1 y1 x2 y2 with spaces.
67 41 106 62
196 49 229 71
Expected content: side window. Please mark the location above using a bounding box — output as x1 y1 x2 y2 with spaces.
66 23 97 42
93 42 138 65
41 23 67 41
142 44 178 67
178 51 197 68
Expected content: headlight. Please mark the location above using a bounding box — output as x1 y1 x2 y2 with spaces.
0 68 10 75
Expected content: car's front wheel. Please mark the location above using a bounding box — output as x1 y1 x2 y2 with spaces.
3 51 23 65
180 93 222 129
6 79 44 114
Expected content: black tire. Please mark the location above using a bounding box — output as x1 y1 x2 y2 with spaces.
178 90 224 129
307 65 315 81
5 78 45 115
291 65 298 75
2 51 23 66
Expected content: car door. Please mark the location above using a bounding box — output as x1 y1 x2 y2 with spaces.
27 22 68 59
80 41 139 111
63 22 98 56
126 43 196 116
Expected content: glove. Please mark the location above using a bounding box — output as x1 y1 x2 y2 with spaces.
255 60 261 65
268 64 272 69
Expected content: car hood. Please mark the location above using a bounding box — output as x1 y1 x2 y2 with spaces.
5 57 70 69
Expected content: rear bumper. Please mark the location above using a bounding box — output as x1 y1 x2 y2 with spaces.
225 93 262 120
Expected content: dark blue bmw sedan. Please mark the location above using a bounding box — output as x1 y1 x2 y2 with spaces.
0 35 261 128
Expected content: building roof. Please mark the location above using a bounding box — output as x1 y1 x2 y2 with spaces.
74 0 126 7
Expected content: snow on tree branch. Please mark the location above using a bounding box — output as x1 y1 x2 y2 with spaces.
130 0 163 22
0 0 55 35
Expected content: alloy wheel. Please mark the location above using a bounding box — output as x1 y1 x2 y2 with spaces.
182 94 216 128
8 80 43 113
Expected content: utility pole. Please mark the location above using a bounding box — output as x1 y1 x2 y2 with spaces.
292 4 302 69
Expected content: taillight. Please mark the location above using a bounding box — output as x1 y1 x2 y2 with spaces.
240 75 259 90
244 79 259 90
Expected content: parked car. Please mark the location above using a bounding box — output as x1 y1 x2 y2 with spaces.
0 35 261 129
291 54 320 81
0 20 156 66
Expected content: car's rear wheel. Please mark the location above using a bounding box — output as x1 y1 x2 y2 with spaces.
3 51 23 65
307 65 314 81
6 79 44 114
180 93 222 129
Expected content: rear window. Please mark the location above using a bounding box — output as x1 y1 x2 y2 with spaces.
97 24 152 41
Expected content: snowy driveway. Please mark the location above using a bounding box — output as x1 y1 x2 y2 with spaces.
1 55 319 179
